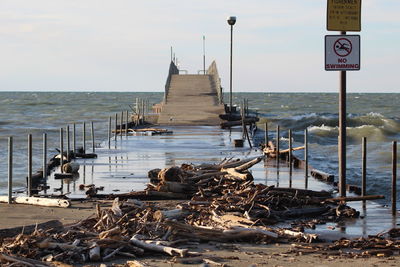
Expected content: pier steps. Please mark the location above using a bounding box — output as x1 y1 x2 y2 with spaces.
157 74 224 125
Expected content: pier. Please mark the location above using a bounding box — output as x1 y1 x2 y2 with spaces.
157 61 224 125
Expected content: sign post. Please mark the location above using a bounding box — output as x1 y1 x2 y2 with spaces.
326 0 361 197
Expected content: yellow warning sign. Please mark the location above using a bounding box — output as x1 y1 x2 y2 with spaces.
327 0 361 32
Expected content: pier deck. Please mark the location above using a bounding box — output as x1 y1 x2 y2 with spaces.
158 75 224 125
157 61 225 126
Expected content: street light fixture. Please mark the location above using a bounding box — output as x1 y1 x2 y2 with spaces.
227 16 236 115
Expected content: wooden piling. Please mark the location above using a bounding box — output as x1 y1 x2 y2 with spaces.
241 101 245 139
126 110 129 137
73 123 76 154
60 128 64 174
264 122 268 146
362 137 367 204
115 113 118 141
304 128 308 189
8 137 13 204
83 122 86 154
276 125 280 169
120 111 123 139
27 134 32 197
66 125 70 161
91 121 95 153
392 141 397 215
108 116 111 149
289 129 293 177
43 133 47 182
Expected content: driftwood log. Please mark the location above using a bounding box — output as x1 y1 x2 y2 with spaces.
0 196 71 208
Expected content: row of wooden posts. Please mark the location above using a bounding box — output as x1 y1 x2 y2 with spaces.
6 110 134 205
264 122 398 215
6 104 151 204
6 121 97 204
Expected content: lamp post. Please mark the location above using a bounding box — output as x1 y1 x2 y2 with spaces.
227 16 236 115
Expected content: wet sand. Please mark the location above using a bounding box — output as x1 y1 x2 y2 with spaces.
0 201 96 229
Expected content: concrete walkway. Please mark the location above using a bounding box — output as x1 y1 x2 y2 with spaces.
157 74 224 125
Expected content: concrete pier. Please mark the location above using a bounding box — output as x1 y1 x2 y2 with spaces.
157 62 224 125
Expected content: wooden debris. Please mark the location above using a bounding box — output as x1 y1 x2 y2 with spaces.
0 196 71 208
1 157 395 265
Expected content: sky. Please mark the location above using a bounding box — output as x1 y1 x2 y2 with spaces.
0 0 399 93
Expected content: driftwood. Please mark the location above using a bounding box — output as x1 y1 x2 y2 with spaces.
153 209 189 221
130 235 188 257
62 162 80 173
0 196 71 208
0 253 52 267
310 169 334 183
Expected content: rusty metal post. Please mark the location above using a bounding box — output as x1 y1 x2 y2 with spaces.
264 122 268 146
339 31 347 197
305 128 309 189
8 136 13 204
27 134 32 196
392 141 397 215
362 137 367 204
276 125 280 169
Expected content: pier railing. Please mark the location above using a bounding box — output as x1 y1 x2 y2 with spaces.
164 61 179 104
207 60 223 104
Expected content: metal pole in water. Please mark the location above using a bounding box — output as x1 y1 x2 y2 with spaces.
66 125 70 161
339 31 347 197
126 110 129 137
115 113 118 142
8 137 13 204
264 122 268 146
108 116 111 149
60 128 64 173
43 133 47 185
289 129 293 177
392 141 397 216
276 125 280 169
120 111 123 139
91 121 95 153
362 137 367 204
304 128 309 189
82 122 86 154
27 134 32 196
73 123 76 154
241 100 245 139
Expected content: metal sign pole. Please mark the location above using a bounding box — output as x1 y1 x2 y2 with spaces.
339 31 347 197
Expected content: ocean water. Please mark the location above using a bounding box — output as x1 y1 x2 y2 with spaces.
0 92 399 204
